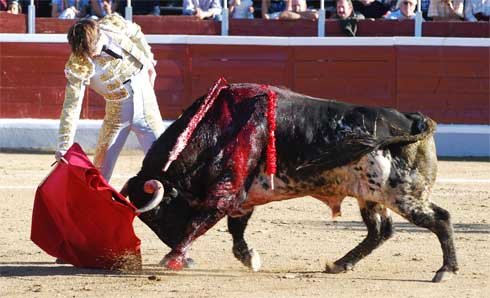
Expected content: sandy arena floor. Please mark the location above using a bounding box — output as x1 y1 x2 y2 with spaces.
0 152 488 298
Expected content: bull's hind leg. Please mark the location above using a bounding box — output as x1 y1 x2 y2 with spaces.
228 211 262 271
394 200 458 282
325 200 393 273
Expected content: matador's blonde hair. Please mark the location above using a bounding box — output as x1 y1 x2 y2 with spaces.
67 19 100 57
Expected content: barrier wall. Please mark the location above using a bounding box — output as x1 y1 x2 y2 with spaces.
1 36 489 124
1 14 489 37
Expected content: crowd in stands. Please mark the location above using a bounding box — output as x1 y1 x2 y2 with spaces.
0 0 488 22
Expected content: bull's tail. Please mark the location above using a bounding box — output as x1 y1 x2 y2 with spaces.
295 112 437 174
380 112 437 147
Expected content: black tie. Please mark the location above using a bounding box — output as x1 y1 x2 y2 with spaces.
102 45 122 59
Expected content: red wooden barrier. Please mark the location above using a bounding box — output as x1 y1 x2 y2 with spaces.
0 12 26 33
35 18 76 34
396 46 490 124
292 46 396 108
0 43 70 118
1 42 488 124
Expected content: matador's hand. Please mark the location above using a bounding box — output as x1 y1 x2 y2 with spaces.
55 150 67 162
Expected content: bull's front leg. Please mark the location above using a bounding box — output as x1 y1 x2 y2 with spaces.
228 211 262 272
160 210 226 270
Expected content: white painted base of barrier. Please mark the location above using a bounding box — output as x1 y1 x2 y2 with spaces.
0 119 171 154
434 124 490 157
0 119 488 157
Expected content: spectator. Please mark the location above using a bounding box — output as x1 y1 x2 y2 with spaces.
1 0 8 11
7 0 21 14
51 0 89 18
229 0 254 19
464 0 490 21
142 0 160 16
380 0 398 10
158 0 182 15
421 0 431 18
353 0 390 19
183 0 222 20
428 0 464 20
90 0 114 18
279 0 318 20
332 0 365 36
262 0 288 19
385 0 420 19
332 0 364 19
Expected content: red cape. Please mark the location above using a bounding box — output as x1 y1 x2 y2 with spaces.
31 143 141 270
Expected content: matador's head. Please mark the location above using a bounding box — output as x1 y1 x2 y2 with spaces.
67 18 101 58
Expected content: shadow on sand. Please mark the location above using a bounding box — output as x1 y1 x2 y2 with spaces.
0 262 434 283
301 220 490 234
0 262 242 279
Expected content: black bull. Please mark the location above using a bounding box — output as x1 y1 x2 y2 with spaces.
125 82 458 282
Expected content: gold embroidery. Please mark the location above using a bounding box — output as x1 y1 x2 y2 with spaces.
65 54 94 81
97 56 113 65
99 14 127 31
106 82 120 91
117 89 129 98
103 88 128 101
94 100 123 170
104 93 117 100
100 72 111 82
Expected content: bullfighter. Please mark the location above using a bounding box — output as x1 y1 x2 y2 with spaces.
56 14 164 181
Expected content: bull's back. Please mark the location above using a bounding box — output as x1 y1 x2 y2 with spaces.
269 86 437 177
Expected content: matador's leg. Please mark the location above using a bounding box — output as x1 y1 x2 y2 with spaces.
93 98 132 181
128 68 164 152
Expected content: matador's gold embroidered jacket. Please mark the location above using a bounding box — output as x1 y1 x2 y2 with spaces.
57 13 157 152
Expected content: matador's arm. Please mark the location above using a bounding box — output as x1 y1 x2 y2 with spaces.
57 55 92 152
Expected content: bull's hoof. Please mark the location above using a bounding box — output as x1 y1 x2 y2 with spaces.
160 255 194 270
165 258 184 271
232 242 262 272
324 261 353 274
249 249 261 272
432 267 459 283
236 248 261 272
183 257 195 269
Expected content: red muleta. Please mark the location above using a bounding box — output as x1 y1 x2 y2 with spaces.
31 143 142 270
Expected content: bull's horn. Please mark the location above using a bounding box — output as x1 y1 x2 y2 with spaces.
136 180 164 213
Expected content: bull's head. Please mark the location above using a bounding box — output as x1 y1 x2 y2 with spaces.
122 176 193 249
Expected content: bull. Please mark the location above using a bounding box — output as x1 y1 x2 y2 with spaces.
123 79 458 282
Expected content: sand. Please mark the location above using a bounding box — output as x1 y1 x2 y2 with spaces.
0 153 488 298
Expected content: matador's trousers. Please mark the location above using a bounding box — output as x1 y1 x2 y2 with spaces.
93 69 164 181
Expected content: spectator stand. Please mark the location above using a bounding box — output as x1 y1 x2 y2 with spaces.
1 1 488 37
